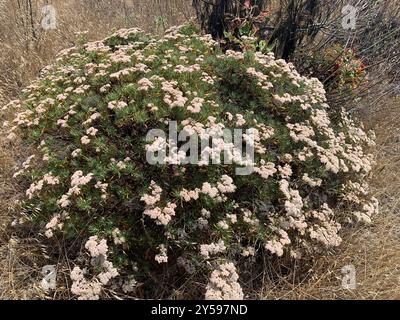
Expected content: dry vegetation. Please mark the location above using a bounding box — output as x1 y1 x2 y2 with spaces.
0 0 399 300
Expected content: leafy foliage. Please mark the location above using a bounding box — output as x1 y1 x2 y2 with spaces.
5 25 377 299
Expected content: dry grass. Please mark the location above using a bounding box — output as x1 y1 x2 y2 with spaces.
0 102 39 299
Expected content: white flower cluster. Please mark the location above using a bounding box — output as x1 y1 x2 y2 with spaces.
162 80 188 108
155 244 168 264
26 173 60 199
200 239 226 259
180 175 237 206
44 211 69 238
111 228 126 245
57 171 94 208
71 236 118 300
141 181 177 226
13 154 35 178
205 262 243 300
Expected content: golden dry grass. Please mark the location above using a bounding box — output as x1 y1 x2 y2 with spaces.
0 102 38 299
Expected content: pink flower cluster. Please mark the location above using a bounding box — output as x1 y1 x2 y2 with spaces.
70 236 118 300
57 171 94 208
205 262 243 300
26 173 60 199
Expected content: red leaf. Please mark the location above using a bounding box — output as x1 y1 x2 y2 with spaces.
244 0 252 9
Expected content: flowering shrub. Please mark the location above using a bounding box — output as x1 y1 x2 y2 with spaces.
302 44 367 95
4 24 378 300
